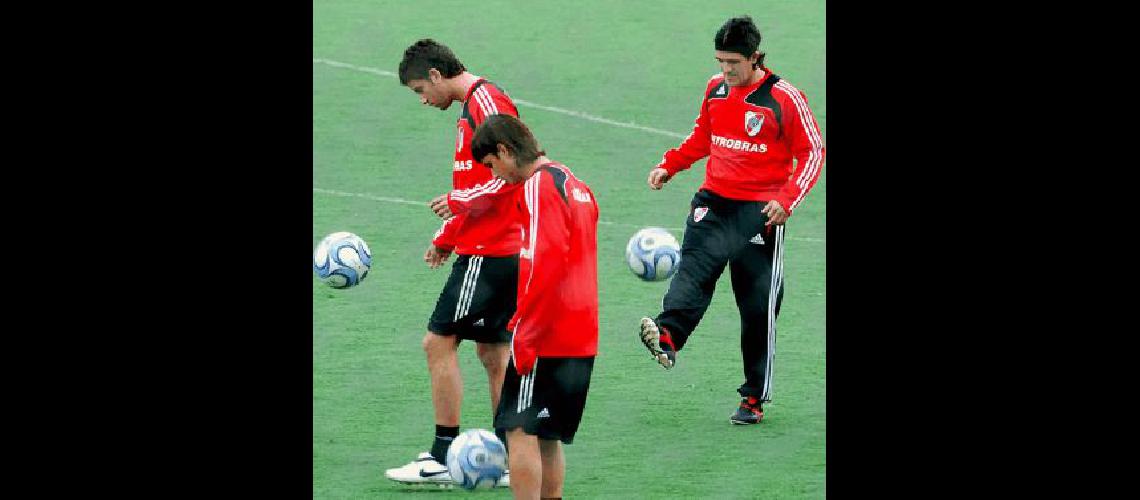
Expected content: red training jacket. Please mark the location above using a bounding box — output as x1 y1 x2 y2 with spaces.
656 70 825 214
431 79 522 256
506 162 599 375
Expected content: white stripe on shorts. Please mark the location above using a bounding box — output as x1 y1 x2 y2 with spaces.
516 359 538 413
458 256 483 319
453 256 483 321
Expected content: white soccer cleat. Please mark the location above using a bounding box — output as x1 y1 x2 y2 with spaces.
384 452 455 485
498 469 510 488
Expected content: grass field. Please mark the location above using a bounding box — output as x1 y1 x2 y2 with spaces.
313 1 825 497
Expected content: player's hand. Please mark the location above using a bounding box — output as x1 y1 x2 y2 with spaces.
647 168 672 190
761 200 788 226
429 194 453 219
424 245 452 269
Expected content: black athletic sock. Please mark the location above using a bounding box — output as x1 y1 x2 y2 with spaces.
430 425 459 463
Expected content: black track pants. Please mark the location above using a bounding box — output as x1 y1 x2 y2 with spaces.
656 189 786 402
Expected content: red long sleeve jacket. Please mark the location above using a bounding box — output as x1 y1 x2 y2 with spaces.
657 70 825 214
506 162 599 375
431 79 522 256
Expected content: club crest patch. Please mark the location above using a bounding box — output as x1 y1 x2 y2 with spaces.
745 110 765 137
693 206 709 222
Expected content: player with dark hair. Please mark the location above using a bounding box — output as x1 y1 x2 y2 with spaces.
638 16 825 425
384 38 520 487
472 114 599 500
397 39 467 86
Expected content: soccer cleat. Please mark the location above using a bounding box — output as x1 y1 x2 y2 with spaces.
730 397 765 425
383 452 455 485
498 469 510 488
639 317 676 369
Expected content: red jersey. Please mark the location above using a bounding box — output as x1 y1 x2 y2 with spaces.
431 79 522 256
505 162 599 375
657 70 825 214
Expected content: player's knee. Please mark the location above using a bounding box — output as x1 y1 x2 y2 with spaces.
538 438 561 455
476 342 508 368
423 331 455 357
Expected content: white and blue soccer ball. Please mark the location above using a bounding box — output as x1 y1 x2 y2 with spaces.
625 227 682 282
446 428 508 490
313 231 372 289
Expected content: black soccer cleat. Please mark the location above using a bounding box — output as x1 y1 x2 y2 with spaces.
638 317 676 369
730 396 764 425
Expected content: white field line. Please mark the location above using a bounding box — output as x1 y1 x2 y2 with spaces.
314 58 685 139
312 187 823 243
313 57 823 243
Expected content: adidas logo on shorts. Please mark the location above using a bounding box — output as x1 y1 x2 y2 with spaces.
536 408 550 418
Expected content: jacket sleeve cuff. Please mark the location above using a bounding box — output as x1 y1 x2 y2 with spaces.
773 195 795 217
446 194 467 216
659 162 683 176
431 236 455 251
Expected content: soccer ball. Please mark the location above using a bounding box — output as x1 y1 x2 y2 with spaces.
625 227 681 282
446 429 508 490
313 231 372 289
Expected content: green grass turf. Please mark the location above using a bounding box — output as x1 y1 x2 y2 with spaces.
314 1 825 497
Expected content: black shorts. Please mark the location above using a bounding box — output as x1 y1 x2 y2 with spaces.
494 356 595 444
427 254 518 344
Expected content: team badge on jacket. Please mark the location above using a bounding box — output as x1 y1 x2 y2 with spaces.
693 206 708 222
745 110 765 137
